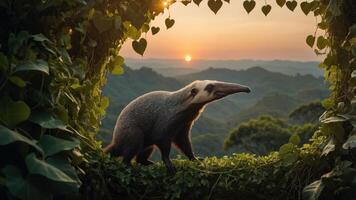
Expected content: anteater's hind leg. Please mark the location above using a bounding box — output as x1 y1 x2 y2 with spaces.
136 146 154 165
119 128 144 167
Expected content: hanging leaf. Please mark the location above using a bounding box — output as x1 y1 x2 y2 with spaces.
276 0 286 7
302 180 324 200
208 0 223 14
38 135 79 157
151 26 160 35
165 18 175 29
92 12 113 33
181 0 191 6
0 96 31 127
132 38 147 56
317 36 328 50
300 1 311 15
306 35 315 48
0 125 43 154
286 0 297 11
243 0 256 14
193 0 203 6
25 153 77 184
14 59 49 75
343 133 356 149
321 138 335 156
261 5 272 16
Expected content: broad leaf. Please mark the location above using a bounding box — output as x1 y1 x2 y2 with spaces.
29 112 70 132
322 138 335 156
289 134 300 145
25 153 77 184
38 135 79 157
243 0 256 14
132 38 147 56
303 180 324 200
208 0 223 14
0 96 31 127
343 133 356 149
0 125 43 154
14 59 49 75
2 165 52 200
306 35 315 48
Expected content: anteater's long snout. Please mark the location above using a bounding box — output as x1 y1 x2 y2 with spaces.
213 82 251 98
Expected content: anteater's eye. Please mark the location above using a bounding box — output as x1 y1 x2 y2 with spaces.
191 88 198 96
205 84 214 93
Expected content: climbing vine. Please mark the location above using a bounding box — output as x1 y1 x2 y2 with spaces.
0 0 355 200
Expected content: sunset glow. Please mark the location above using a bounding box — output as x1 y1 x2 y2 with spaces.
185 55 192 62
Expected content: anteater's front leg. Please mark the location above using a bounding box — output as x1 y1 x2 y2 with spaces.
156 142 176 174
173 130 196 161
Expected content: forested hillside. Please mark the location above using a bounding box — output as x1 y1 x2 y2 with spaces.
99 65 329 156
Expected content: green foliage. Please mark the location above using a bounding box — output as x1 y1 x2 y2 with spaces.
0 0 355 199
224 116 318 155
81 139 325 200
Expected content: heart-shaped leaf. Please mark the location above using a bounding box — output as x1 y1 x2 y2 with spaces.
165 18 175 29
132 38 147 56
306 35 315 48
243 0 256 14
208 0 223 14
261 4 272 16
193 0 203 6
0 96 31 127
181 0 191 6
151 26 160 35
276 0 286 7
300 1 311 15
317 36 328 50
286 0 297 11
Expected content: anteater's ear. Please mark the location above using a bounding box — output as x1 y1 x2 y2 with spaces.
190 88 198 96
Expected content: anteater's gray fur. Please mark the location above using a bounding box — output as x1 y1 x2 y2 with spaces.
104 80 250 174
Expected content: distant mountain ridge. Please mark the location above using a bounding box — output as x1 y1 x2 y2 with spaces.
99 65 329 156
124 58 323 77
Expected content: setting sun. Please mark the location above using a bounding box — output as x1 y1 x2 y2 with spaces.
184 55 192 62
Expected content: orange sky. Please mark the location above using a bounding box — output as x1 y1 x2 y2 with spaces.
120 1 321 61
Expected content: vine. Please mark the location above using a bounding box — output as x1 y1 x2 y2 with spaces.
0 0 355 200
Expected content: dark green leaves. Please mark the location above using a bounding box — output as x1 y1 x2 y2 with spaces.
38 135 79 157
26 153 77 183
0 96 30 127
165 18 175 29
0 125 43 154
14 59 49 75
286 0 297 11
261 5 272 16
132 38 147 56
276 0 286 7
243 0 256 14
316 36 328 50
93 11 114 33
110 56 125 75
151 26 160 35
9 76 27 87
306 35 315 48
208 0 223 14
300 1 311 15
0 52 9 72
29 112 70 132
